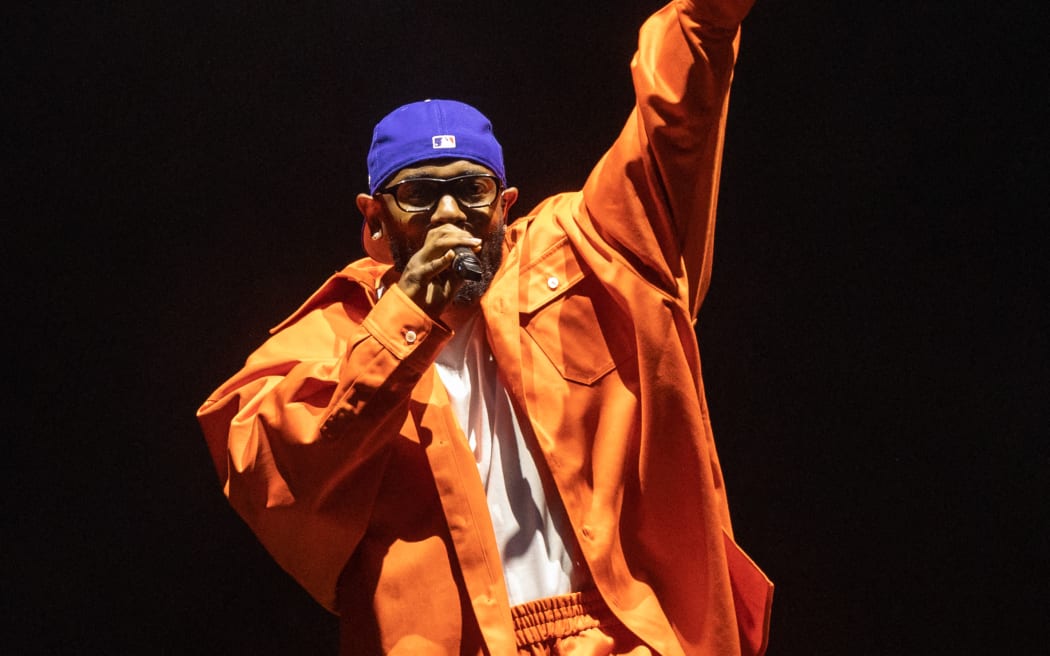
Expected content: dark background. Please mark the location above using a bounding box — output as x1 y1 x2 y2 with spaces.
7 1 1046 654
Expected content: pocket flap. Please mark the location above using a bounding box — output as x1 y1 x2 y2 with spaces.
519 237 586 314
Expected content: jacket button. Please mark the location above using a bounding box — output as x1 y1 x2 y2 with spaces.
547 276 559 290
405 330 417 344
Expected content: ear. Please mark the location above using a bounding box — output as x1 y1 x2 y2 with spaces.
356 193 384 237
356 193 394 264
499 186 520 219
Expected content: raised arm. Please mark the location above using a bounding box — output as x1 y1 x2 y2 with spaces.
581 0 754 320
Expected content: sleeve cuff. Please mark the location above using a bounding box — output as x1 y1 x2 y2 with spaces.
361 284 451 368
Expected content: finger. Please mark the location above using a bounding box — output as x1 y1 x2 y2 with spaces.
407 247 457 281
423 228 482 255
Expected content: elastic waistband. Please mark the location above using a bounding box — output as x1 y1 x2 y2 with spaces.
510 589 619 647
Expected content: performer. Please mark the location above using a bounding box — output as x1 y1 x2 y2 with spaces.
198 1 772 653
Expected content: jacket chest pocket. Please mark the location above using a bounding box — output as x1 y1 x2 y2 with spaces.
519 240 633 385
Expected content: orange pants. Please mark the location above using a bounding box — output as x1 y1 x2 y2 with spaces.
511 590 652 656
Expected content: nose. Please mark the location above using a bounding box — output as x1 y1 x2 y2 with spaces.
429 193 467 225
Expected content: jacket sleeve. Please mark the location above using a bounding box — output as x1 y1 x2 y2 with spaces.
196 283 450 612
581 0 754 320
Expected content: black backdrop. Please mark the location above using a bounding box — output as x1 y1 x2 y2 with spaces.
7 1 1047 654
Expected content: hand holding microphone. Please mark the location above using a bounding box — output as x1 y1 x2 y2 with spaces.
395 226 484 318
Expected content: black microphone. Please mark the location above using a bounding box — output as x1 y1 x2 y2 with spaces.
451 246 483 281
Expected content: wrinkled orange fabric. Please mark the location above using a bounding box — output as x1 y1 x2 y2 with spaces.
197 1 772 654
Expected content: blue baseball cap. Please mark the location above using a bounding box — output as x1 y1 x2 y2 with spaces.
366 99 506 194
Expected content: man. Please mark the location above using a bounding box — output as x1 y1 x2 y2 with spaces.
198 0 772 654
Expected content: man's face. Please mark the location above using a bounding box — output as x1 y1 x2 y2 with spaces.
368 158 517 305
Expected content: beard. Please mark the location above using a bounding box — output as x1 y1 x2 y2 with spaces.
388 223 507 306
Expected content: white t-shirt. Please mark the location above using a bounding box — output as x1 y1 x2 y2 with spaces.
434 314 584 606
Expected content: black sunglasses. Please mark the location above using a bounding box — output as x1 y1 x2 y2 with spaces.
377 174 502 213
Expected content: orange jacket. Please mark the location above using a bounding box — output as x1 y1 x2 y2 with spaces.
198 1 772 654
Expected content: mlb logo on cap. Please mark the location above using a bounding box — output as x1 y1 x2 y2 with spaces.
432 135 457 149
